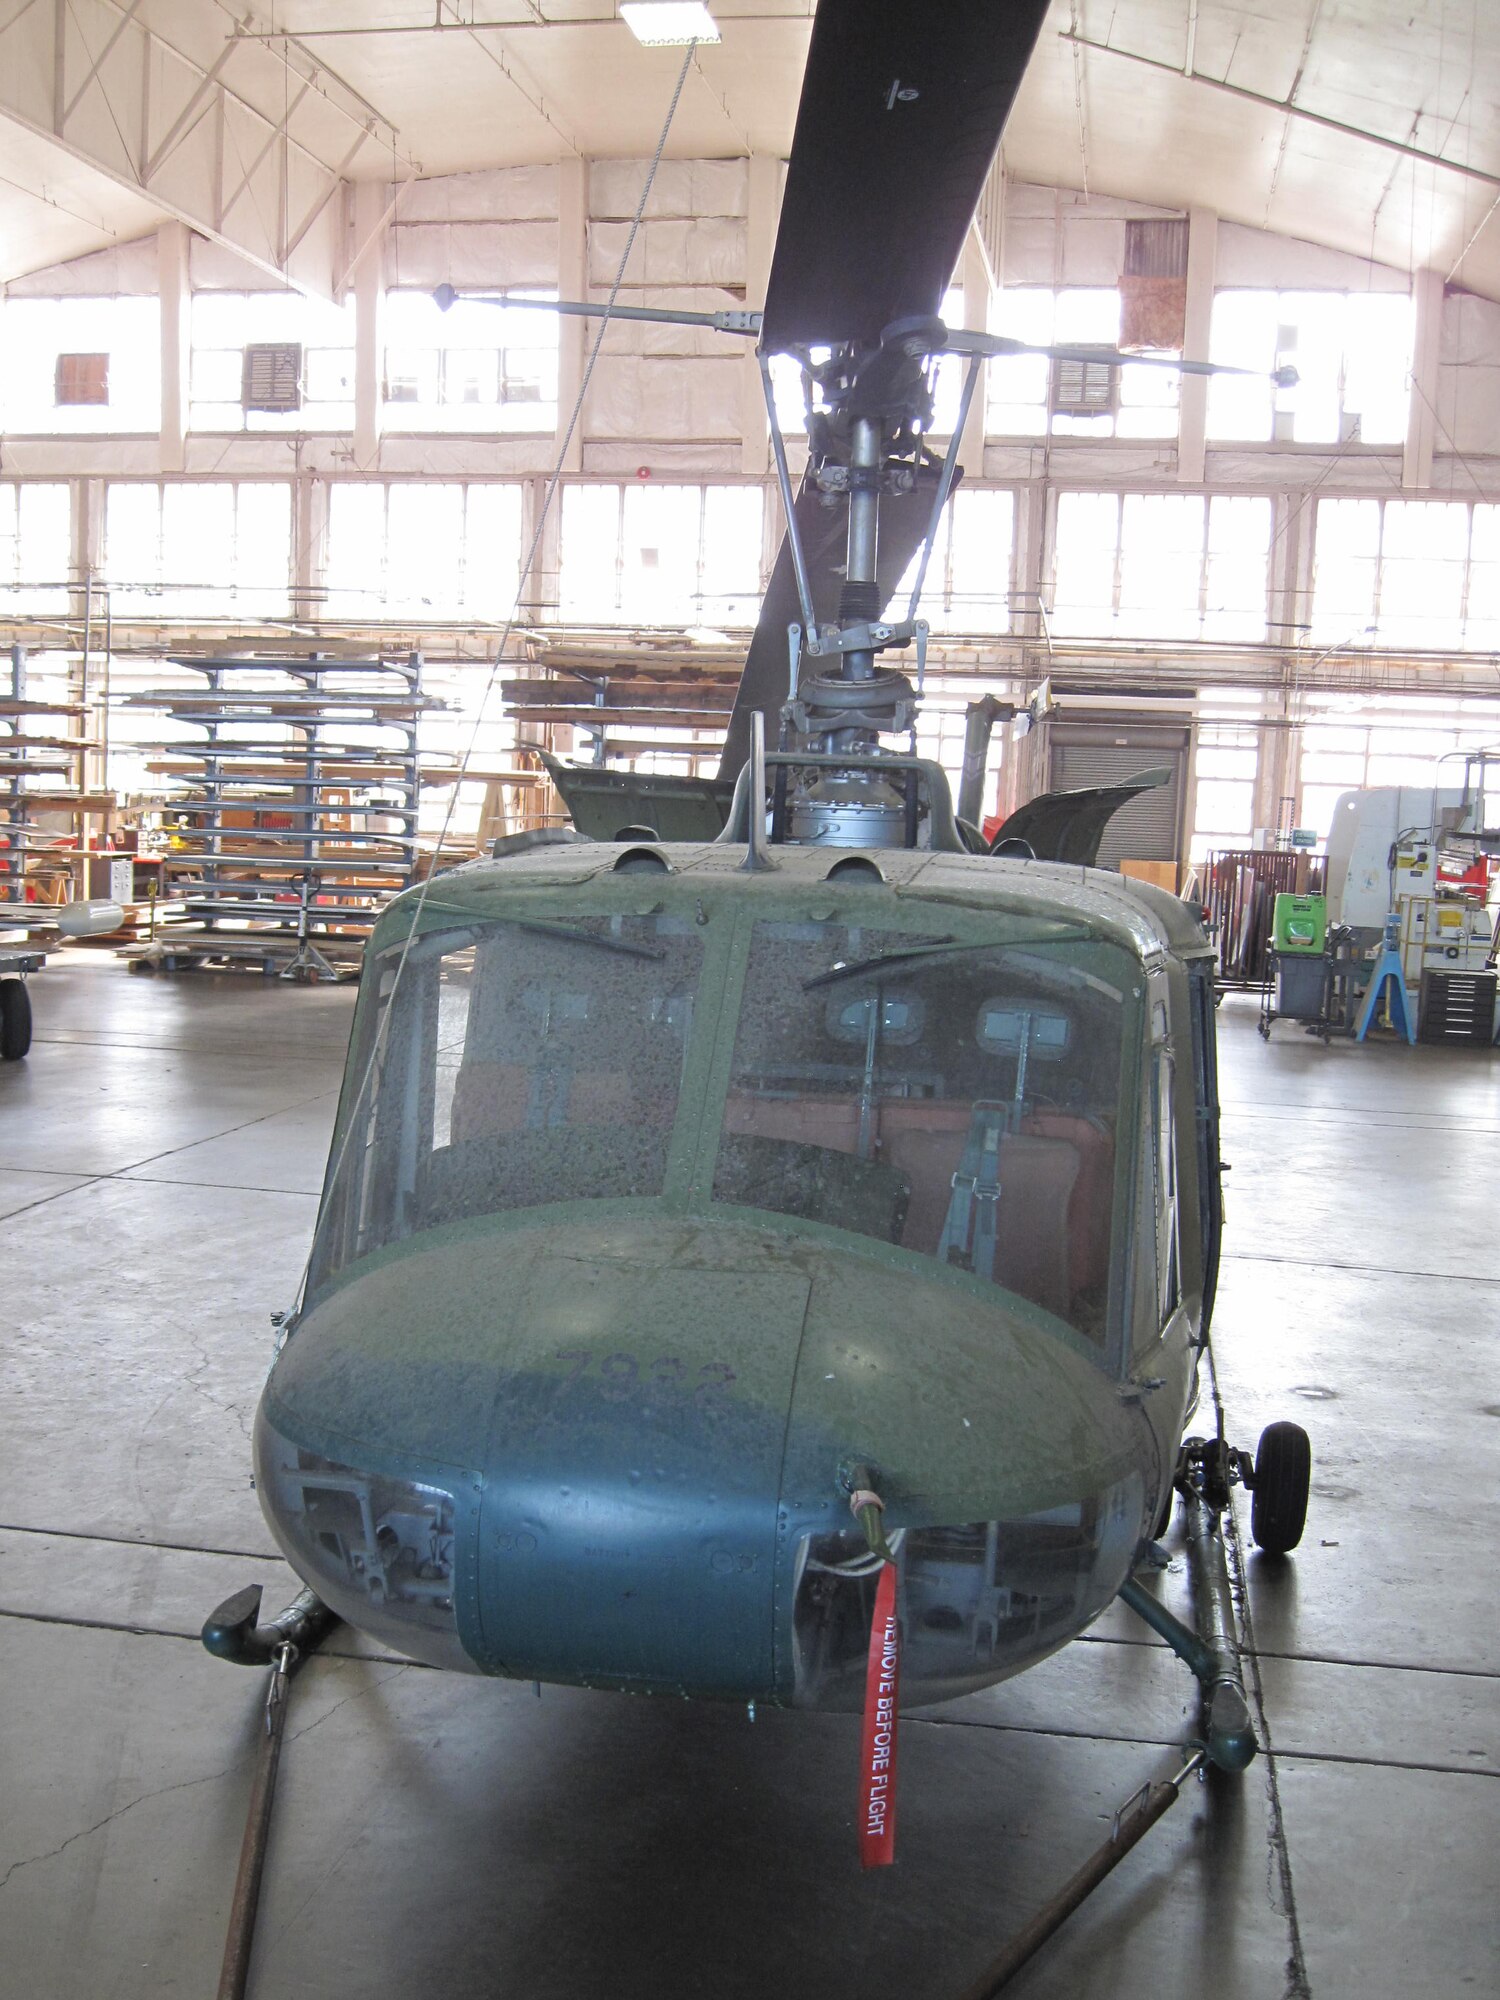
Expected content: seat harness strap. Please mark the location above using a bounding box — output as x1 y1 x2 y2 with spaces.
938 1100 1007 1279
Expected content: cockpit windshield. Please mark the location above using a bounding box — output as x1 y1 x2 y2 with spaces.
305 904 1140 1342
307 912 702 1292
711 921 1137 1342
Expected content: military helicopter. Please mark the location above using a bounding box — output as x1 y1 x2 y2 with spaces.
221 0 1312 1858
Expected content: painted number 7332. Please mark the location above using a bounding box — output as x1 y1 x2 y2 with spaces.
553 1349 736 1408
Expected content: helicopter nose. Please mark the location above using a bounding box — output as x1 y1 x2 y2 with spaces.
253 1400 473 1673
256 1226 814 1695
469 1257 813 1696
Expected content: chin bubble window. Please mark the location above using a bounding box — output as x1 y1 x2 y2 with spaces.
788 1473 1144 1708
255 1430 469 1671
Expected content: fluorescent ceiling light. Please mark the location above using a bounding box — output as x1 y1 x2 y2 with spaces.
621 4 721 46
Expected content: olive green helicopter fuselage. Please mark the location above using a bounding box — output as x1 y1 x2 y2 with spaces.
255 834 1222 1712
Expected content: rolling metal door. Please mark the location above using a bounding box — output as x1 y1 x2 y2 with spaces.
1050 732 1187 869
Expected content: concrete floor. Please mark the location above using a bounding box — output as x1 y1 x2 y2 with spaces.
0 954 1495 1999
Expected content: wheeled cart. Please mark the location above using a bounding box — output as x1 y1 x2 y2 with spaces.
0 944 44 1060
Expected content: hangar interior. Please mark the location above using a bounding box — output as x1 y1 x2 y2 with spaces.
0 3 1496 1997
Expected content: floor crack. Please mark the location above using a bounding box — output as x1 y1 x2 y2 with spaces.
284 1661 413 1747
0 1758 243 1897
0 1660 409 1899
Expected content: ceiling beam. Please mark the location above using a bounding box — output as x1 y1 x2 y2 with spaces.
0 0 418 295
1061 31 1500 191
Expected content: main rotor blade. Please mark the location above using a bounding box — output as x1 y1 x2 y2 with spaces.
761 0 1051 353
717 462 958 782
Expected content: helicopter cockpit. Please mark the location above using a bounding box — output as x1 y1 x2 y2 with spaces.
307 910 704 1294
306 903 1140 1356
713 918 1128 1344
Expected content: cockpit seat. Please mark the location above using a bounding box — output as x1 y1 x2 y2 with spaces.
451 1061 638 1143
874 1101 970 1249
723 1092 863 1157
1021 1112 1114 1299
719 1093 1097 1325
877 1104 1081 1322
989 1135 1080 1321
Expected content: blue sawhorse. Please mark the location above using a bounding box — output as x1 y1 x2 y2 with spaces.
1356 915 1417 1044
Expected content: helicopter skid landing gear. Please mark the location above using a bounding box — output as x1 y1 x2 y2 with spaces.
202 1585 339 2000
1121 1418 1311 1772
1119 1494 1256 1774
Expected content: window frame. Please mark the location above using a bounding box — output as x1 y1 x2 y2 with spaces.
1049 490 1273 643
1310 495 1500 653
321 479 526 623
556 480 765 629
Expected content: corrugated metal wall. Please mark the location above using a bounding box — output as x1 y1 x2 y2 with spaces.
1049 723 1189 868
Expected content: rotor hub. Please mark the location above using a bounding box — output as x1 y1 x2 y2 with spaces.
783 668 917 751
787 769 909 848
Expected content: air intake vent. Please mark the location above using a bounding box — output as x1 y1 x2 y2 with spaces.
242 343 303 413
1050 351 1118 417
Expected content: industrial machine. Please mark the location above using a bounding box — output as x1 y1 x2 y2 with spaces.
1325 779 1498 992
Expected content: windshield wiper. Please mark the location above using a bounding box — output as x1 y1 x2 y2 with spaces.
803 931 1088 990
803 939 959 990
505 916 665 961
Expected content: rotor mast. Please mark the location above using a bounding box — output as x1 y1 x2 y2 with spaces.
842 415 881 686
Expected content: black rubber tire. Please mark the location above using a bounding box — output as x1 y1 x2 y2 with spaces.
1153 1484 1175 1540
1250 1420 1311 1553
0 978 32 1061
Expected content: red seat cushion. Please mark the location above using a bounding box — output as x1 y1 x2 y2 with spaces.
723 1093 862 1155
1021 1112 1114 1299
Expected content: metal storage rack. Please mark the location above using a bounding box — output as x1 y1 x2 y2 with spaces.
124 651 435 980
1 642 96 919
1206 847 1328 987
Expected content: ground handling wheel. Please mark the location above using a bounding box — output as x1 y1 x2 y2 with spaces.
1249 1420 1311 1553
0 977 32 1060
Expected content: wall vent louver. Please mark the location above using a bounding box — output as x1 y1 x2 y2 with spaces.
1050 352 1118 417
242 343 303 413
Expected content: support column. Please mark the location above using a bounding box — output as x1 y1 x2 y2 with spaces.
555 156 587 474
70 478 97 597
521 474 558 619
158 220 191 474
291 473 326 623
1177 207 1217 486
514 475 557 791
1403 266 1442 492
1180 723 1200 871
1282 484 1318 653
958 222 989 473
351 178 388 471
71 477 106 846
1016 480 1048 642
740 153 780 475
1253 699 1294 842
1266 491 1297 646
